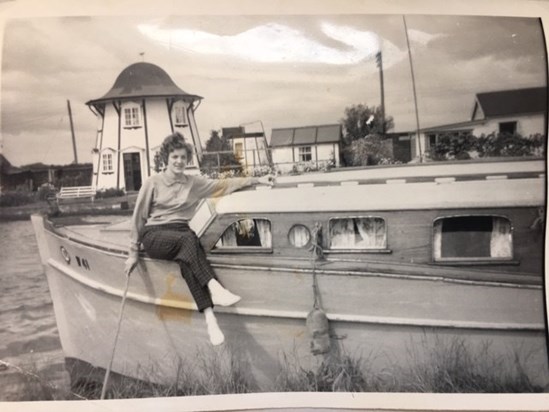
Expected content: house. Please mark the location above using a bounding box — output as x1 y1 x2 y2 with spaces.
87 62 204 190
422 86 547 155
270 124 341 173
221 127 270 173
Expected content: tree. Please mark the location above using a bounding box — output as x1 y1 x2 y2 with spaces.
340 104 395 166
341 104 394 143
202 130 242 175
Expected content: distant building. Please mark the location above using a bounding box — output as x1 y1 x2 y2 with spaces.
396 87 547 162
270 124 341 173
221 127 270 173
0 154 92 191
87 62 204 190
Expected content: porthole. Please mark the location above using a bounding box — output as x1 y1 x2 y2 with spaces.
288 224 311 248
60 246 71 264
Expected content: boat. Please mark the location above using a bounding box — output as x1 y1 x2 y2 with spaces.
31 156 549 391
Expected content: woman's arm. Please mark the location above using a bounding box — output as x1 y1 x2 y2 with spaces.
191 174 275 199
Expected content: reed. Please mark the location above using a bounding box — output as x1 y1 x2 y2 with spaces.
395 334 545 393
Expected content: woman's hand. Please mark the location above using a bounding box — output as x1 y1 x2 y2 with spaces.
256 174 276 186
124 256 139 277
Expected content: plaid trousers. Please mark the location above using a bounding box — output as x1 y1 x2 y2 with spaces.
141 222 217 311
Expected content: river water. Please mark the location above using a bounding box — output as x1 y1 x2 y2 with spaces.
0 219 70 401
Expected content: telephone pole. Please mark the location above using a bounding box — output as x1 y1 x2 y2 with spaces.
67 100 78 164
376 51 386 135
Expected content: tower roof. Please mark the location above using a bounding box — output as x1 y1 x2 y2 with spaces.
86 62 202 106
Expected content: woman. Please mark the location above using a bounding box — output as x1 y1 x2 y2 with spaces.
125 132 274 345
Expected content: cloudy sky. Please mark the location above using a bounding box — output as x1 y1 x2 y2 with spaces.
1 13 546 166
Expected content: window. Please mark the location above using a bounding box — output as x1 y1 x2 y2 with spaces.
329 217 387 250
235 143 243 160
174 105 187 126
102 153 113 173
499 121 517 135
433 215 512 261
298 146 312 162
214 219 272 249
288 224 311 248
124 106 140 128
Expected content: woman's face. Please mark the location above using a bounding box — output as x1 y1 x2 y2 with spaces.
166 148 188 176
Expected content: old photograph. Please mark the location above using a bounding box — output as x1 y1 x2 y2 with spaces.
0 4 547 409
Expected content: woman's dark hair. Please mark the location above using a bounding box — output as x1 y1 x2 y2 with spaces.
159 132 194 164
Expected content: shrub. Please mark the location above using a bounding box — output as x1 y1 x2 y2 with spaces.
0 190 36 207
342 134 396 166
429 133 545 161
95 188 126 199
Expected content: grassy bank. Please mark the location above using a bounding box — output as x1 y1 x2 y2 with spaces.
5 337 546 401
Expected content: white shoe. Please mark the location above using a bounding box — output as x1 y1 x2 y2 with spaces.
208 280 241 307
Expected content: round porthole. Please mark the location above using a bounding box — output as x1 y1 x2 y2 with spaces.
60 246 71 264
288 224 311 248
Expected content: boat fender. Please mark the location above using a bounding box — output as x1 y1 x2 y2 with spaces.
306 307 331 355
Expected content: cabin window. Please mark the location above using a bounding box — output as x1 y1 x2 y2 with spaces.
329 217 387 250
298 146 312 162
102 153 113 173
123 106 141 128
433 216 512 261
235 142 244 159
214 219 272 249
288 224 311 248
174 105 187 126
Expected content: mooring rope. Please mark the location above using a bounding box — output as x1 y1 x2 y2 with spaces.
100 271 132 400
309 222 324 310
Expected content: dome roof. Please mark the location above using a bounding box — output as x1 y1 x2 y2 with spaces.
87 62 202 105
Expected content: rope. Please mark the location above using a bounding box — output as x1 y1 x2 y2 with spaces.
100 272 132 400
308 222 324 310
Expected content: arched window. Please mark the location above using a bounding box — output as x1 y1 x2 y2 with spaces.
433 215 512 261
214 218 272 250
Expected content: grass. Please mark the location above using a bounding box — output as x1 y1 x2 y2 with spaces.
6 335 547 400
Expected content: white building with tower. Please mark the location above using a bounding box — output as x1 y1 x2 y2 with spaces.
87 62 203 190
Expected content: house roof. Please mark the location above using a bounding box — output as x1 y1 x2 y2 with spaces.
87 62 202 105
270 124 341 147
473 86 547 119
0 154 23 175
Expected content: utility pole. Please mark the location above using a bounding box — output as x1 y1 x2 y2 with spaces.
67 100 78 164
376 51 386 135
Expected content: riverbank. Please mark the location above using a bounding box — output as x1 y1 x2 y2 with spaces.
0 194 137 221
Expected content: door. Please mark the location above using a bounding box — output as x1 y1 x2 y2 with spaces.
123 153 142 191
393 135 412 163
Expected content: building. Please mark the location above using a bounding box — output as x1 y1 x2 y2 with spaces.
222 127 270 173
87 62 204 190
270 124 341 173
423 87 547 159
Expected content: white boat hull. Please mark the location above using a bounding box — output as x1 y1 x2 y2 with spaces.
31 214 549 390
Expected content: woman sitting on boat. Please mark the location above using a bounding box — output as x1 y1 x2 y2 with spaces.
125 132 274 346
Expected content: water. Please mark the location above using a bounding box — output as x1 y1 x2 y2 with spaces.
0 219 70 401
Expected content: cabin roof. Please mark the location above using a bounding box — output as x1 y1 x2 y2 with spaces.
86 62 202 105
472 86 547 120
270 124 341 147
214 177 544 214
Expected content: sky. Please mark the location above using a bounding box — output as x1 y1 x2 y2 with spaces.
0 14 546 166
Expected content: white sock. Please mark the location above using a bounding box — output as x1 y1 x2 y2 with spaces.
208 279 241 307
204 308 225 346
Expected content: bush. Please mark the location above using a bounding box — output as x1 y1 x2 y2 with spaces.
342 134 396 166
0 190 36 207
95 188 126 199
429 133 545 161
